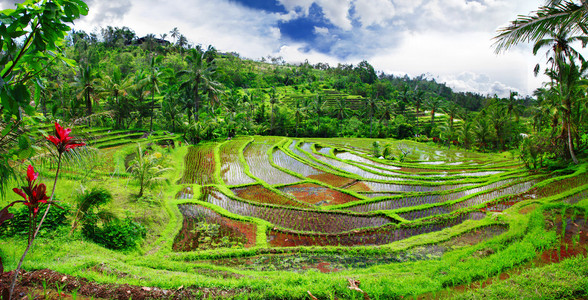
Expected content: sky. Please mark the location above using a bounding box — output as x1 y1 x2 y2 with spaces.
2 0 583 97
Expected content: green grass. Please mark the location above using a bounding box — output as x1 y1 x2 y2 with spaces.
2 134 588 299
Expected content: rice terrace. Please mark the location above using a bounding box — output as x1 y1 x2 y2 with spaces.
3 0 588 299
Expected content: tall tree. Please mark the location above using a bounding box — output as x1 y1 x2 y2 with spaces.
74 64 98 117
332 97 351 133
180 48 217 124
97 68 133 128
144 55 167 131
426 96 445 126
268 87 281 134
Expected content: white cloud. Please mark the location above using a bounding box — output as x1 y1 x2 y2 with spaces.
353 0 396 28
441 72 519 97
369 30 542 96
315 0 353 30
314 26 329 35
14 0 557 96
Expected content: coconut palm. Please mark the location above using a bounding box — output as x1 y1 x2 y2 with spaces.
474 117 491 150
312 94 326 129
74 64 98 116
268 87 281 134
179 47 218 124
441 101 462 129
494 1 588 53
128 144 172 197
144 55 168 131
332 97 351 133
97 68 133 128
545 58 587 163
161 91 182 132
501 91 525 122
426 96 445 126
532 27 588 76
413 89 426 126
170 27 180 45
293 98 308 137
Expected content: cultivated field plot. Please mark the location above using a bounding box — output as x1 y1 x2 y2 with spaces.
161 137 588 298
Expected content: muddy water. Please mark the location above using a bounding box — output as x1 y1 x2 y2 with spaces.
232 184 307 208
173 204 256 251
195 224 507 273
267 212 487 247
278 183 361 206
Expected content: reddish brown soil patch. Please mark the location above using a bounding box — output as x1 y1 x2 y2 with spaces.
1 268 246 300
345 181 372 192
307 173 355 188
519 203 539 215
279 183 361 206
232 185 306 207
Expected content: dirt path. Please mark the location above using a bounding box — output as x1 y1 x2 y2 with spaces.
1 269 247 300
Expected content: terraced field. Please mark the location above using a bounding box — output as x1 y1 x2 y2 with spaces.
169 137 588 288
8 133 588 299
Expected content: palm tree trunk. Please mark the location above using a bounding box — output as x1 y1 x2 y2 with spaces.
86 89 92 116
149 89 155 131
567 115 579 164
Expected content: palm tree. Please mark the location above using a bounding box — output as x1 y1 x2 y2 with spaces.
170 27 180 45
379 99 394 135
179 48 218 124
413 89 426 127
293 98 308 137
459 120 474 149
70 188 116 235
474 117 491 150
546 58 586 163
128 144 171 197
426 96 445 127
223 89 243 137
97 68 133 128
532 27 588 76
144 55 168 131
332 97 351 133
74 64 98 116
313 94 326 129
398 84 411 117
441 101 462 129
493 1 588 53
128 72 150 128
268 87 281 134
161 91 182 132
501 91 525 122
487 102 511 150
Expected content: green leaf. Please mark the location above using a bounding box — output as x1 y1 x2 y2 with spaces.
18 135 30 150
69 0 89 15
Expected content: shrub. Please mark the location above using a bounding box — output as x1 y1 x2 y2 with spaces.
0 202 70 238
82 216 146 250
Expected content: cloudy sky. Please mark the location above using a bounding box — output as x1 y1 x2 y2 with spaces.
2 0 583 97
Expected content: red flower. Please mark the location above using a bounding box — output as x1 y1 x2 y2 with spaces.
46 122 85 154
12 165 49 216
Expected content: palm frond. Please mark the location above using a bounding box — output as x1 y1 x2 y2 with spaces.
494 1 587 53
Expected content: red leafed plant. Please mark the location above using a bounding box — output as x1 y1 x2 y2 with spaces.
46 121 86 154
5 121 85 299
12 165 50 242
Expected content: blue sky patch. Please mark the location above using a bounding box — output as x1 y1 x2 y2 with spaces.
228 0 287 13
